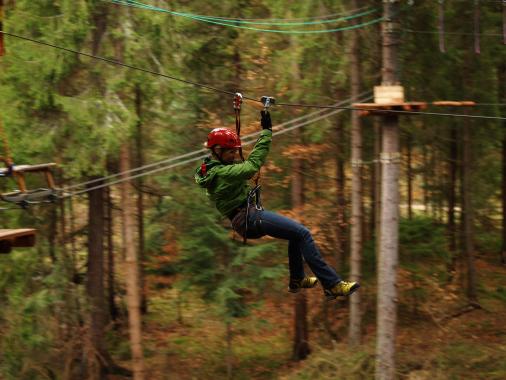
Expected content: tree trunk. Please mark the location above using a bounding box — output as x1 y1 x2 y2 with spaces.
335 118 346 271
59 194 68 260
474 0 481 54
134 84 148 315
374 119 382 259
48 206 57 263
462 118 478 304
69 196 77 262
422 144 429 214
438 0 446 53
502 135 506 265
105 186 118 322
91 3 109 56
86 182 107 380
291 129 310 361
448 125 458 274
120 144 145 380
288 30 310 361
500 62 506 265
226 321 233 380
348 0 363 346
376 1 401 379
406 132 413 220
503 0 506 45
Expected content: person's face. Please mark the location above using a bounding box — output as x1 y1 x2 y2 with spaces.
220 148 239 163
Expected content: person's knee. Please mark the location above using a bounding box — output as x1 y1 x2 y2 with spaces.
297 225 312 241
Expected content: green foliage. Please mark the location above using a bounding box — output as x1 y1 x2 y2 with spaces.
399 216 449 263
432 342 506 380
0 0 505 378
177 190 283 321
286 343 375 380
0 250 79 380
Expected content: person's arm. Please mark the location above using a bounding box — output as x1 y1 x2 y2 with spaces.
218 111 272 180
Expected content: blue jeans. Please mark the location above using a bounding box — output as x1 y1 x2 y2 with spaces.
247 208 341 289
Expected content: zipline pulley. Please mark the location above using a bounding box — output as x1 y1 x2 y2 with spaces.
261 96 275 110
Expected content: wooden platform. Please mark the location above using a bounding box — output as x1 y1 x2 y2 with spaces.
0 163 57 192
0 229 36 254
0 163 56 176
353 102 428 116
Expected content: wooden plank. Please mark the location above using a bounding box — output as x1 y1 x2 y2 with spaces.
353 102 427 109
432 101 476 107
0 229 36 253
0 163 57 176
354 102 428 117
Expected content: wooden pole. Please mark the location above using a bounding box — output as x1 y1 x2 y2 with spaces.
438 0 446 53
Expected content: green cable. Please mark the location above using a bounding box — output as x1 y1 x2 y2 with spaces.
109 0 384 34
117 0 378 26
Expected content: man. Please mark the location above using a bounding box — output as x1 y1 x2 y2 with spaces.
195 110 359 299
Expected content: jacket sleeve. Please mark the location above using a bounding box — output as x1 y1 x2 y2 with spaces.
217 129 272 180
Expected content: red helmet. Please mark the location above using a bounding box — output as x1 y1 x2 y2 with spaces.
205 128 241 149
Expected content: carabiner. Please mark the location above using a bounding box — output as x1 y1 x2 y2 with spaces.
233 92 243 110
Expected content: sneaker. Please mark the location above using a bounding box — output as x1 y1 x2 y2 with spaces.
288 276 319 293
324 281 360 300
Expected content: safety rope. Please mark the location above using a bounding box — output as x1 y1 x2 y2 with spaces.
233 92 245 162
108 0 384 34
109 0 378 27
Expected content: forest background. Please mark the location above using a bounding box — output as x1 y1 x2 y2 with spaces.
0 0 505 379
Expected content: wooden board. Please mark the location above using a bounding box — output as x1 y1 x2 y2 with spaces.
0 163 56 176
353 102 428 116
374 85 405 104
432 101 476 107
0 228 36 254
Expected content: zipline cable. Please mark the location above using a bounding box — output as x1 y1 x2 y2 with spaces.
62 92 373 194
401 27 503 37
0 31 236 97
0 31 504 123
273 100 506 120
62 94 373 198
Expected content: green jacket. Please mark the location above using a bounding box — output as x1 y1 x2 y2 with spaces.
195 129 272 217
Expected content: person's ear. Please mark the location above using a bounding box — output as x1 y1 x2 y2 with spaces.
212 146 222 157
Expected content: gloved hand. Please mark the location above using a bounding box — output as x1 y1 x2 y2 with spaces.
261 110 272 131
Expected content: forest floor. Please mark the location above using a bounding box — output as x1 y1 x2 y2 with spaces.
109 253 506 380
